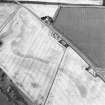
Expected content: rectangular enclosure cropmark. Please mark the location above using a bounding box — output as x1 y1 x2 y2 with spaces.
53 6 105 81
0 6 65 105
